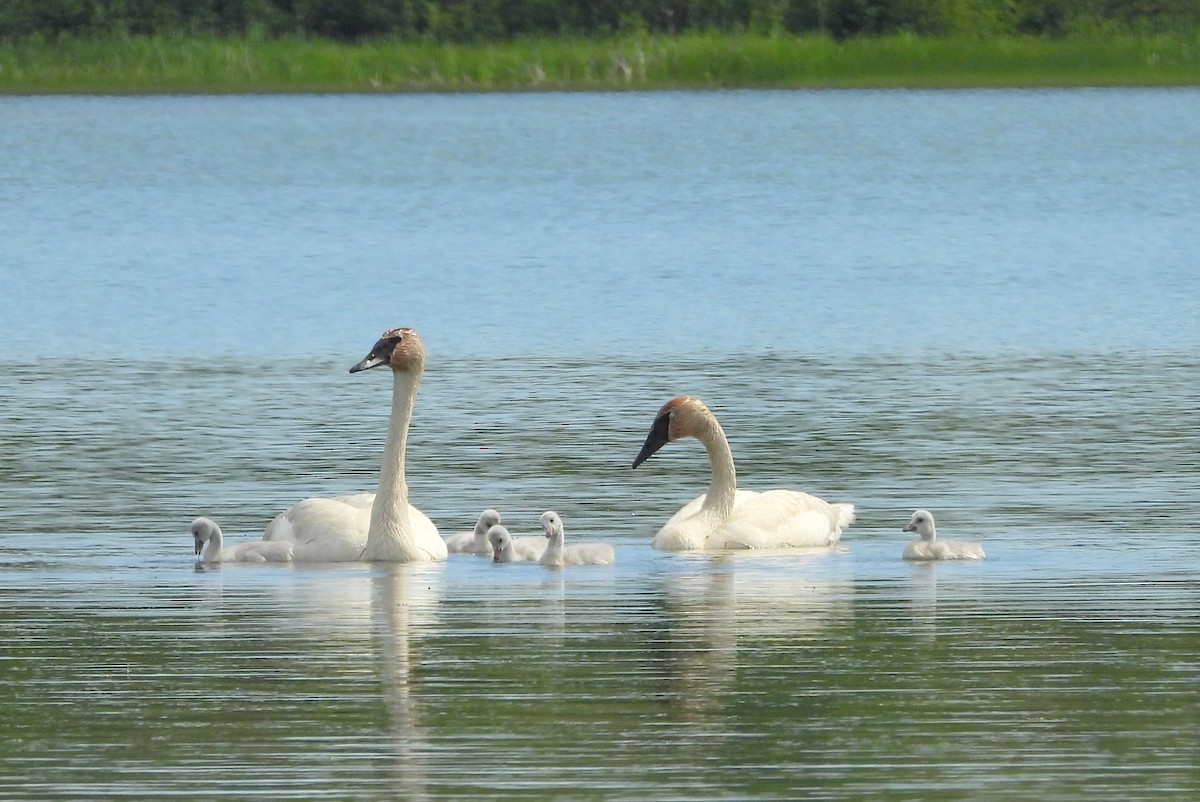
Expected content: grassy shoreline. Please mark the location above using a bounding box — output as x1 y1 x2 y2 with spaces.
1 32 1198 94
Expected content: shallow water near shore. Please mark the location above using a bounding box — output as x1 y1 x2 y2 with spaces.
1 89 1198 799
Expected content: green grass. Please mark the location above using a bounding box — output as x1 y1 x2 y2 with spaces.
1 32 1197 94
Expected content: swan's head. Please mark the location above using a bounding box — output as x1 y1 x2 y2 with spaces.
540 511 564 541
486 524 512 563
632 395 707 468
349 327 426 375
475 508 502 534
904 509 937 540
190 516 220 555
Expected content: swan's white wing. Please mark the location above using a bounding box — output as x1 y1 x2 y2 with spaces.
408 507 448 561
227 540 294 563
562 542 616 566
660 493 707 529
512 535 549 561
262 496 372 562
713 490 850 549
332 492 375 510
931 540 985 560
443 530 477 553
903 540 935 560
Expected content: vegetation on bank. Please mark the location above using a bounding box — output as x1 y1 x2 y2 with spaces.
1 32 1197 94
2 0 1198 42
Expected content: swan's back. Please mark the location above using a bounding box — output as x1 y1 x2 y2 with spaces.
655 489 853 550
265 493 442 561
262 495 373 561
226 539 295 563
511 534 549 561
904 539 985 561
561 542 616 566
444 508 503 555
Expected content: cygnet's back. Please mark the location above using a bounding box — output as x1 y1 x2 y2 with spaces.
538 511 616 567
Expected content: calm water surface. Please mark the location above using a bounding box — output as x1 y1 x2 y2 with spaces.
1 89 1198 800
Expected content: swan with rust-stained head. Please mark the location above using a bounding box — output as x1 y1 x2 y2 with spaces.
538 511 615 567
192 516 293 563
902 509 984 561
443 508 503 555
262 328 447 563
632 396 854 551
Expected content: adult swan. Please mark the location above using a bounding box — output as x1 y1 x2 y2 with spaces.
263 327 448 563
632 395 854 551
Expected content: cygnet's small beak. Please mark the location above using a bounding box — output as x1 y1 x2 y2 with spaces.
903 523 917 532
492 548 502 563
194 538 204 555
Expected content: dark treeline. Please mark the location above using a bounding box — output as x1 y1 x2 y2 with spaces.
2 0 1197 43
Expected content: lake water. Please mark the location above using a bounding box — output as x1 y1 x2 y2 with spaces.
1 89 1198 800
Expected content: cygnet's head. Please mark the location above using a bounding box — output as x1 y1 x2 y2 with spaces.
349 327 426 375
903 510 937 540
190 516 220 555
632 395 710 469
486 524 512 562
476 509 502 533
540 511 564 541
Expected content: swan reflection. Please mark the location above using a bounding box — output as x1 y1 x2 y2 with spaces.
656 553 852 718
257 562 443 797
371 563 442 799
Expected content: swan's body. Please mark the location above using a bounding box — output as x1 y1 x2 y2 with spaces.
262 328 447 563
487 525 547 563
903 509 984 561
192 516 293 563
538 511 615 567
632 396 854 551
444 509 503 554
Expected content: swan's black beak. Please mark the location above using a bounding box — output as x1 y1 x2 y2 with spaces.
632 411 672 469
350 355 386 373
350 338 393 374
194 538 204 555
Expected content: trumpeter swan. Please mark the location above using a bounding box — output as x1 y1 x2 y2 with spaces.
632 395 854 551
538 511 615 567
444 508 503 554
192 516 293 563
262 328 447 562
902 509 985 560
487 524 547 563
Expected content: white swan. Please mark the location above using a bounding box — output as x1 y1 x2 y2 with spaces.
262 327 448 563
487 524 547 563
902 509 985 561
538 511 615 567
192 516 293 563
443 508 503 555
632 396 854 551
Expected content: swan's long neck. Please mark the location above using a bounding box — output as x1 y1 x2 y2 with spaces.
203 526 224 561
541 533 564 566
923 523 937 542
364 368 421 560
696 413 738 520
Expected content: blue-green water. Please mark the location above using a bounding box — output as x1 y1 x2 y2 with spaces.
1 89 1198 800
